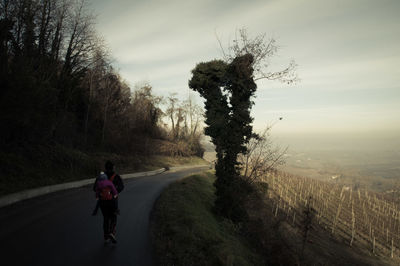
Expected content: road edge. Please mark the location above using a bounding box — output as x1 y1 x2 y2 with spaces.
0 168 166 208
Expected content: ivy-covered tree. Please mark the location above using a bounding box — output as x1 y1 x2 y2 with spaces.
189 55 257 221
189 29 297 221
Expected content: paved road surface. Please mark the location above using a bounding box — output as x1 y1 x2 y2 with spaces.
0 166 208 266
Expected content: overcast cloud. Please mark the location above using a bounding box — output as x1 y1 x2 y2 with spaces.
90 0 400 148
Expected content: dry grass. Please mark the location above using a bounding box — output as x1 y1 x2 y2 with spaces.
151 171 264 266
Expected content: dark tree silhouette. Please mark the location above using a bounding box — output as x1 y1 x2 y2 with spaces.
189 54 257 221
190 30 297 221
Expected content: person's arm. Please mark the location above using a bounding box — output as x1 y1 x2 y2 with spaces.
115 175 124 193
92 178 98 192
108 181 118 197
94 183 100 199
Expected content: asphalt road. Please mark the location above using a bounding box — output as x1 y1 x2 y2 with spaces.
0 166 209 266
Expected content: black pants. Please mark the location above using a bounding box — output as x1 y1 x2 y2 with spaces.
93 198 118 214
99 200 117 239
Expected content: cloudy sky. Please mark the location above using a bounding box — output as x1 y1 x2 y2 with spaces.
90 0 400 150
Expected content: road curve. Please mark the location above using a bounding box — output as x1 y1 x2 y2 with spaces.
0 166 209 266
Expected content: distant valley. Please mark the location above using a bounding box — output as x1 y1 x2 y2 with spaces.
282 149 400 197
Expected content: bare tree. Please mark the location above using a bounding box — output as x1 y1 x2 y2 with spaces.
182 94 203 138
50 0 70 61
238 126 287 182
37 0 53 56
174 105 185 140
63 0 96 74
165 93 178 139
217 28 298 84
130 82 163 135
98 70 131 146
83 43 111 144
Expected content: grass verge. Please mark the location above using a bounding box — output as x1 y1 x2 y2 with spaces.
151 171 263 266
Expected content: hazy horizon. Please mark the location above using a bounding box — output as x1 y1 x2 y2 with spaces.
271 130 400 152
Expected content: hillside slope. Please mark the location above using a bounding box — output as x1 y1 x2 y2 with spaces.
152 171 399 265
262 171 399 265
0 140 206 196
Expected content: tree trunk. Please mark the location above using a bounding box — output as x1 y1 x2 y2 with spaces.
102 102 108 146
84 71 93 145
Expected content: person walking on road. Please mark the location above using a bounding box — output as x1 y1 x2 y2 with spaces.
104 161 124 194
93 161 124 244
94 172 118 244
92 161 124 215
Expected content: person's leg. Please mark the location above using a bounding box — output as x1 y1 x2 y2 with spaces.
107 201 117 243
108 214 117 243
110 213 117 236
99 201 110 240
114 198 120 215
103 216 110 240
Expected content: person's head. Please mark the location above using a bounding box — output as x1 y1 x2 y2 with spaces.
98 172 108 181
105 161 114 172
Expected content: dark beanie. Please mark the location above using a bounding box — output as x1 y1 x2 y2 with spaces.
105 161 114 171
